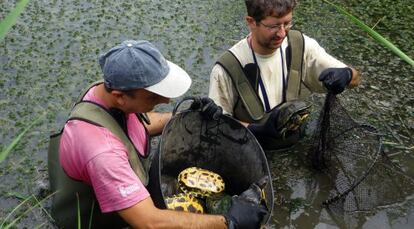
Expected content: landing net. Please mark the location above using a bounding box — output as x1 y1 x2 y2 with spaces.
309 93 414 215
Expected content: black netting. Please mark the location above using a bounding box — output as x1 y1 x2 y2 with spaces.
309 93 414 215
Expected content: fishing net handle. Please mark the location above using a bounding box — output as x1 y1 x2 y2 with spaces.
172 96 199 116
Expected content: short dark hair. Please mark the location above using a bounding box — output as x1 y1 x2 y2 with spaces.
245 0 297 21
104 83 137 98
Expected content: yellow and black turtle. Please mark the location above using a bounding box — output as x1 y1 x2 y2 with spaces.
165 167 226 213
165 193 205 214
275 100 311 138
177 167 225 199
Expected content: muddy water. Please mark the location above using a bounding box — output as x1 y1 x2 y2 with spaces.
0 0 413 228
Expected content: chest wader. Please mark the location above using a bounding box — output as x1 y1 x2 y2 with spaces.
216 30 310 150
48 81 151 229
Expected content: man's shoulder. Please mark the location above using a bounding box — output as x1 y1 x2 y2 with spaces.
224 38 252 66
229 38 249 55
298 33 322 50
229 37 248 51
286 32 326 60
61 119 128 166
62 119 123 149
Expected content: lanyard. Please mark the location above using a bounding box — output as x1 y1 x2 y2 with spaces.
249 39 287 111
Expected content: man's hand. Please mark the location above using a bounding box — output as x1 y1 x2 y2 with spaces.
319 67 353 94
247 101 310 146
224 178 268 229
190 97 223 120
247 107 280 138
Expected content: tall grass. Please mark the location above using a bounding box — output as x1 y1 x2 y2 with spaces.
0 192 55 229
0 113 46 163
323 0 414 67
0 0 39 163
0 0 30 41
76 193 95 229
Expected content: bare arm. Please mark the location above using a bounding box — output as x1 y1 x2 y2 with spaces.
348 67 361 88
144 112 172 136
118 197 227 229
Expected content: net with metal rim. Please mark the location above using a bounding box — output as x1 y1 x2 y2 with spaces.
309 93 414 221
147 96 274 226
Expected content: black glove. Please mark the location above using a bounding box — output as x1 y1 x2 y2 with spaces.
318 67 352 94
190 97 223 120
247 107 280 138
224 178 269 229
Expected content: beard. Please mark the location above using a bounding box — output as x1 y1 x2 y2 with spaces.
258 34 285 51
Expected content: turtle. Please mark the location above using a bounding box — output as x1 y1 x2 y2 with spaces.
239 176 269 205
165 193 205 214
177 167 225 199
164 167 226 214
275 100 311 138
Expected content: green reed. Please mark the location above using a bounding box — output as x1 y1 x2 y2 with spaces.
323 0 414 67
0 0 37 163
76 193 94 229
0 113 45 163
0 0 30 41
0 192 55 229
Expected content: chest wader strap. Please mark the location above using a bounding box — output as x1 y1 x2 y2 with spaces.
49 133 128 228
49 83 151 228
75 81 150 181
217 51 264 121
215 31 305 150
286 30 305 101
69 101 150 185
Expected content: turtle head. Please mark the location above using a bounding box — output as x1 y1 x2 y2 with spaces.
239 176 269 206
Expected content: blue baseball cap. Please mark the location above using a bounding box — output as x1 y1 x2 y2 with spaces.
99 40 191 98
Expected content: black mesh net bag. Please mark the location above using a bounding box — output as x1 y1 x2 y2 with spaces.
147 97 274 226
309 93 414 226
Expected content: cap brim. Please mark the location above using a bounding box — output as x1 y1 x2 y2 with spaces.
145 61 192 98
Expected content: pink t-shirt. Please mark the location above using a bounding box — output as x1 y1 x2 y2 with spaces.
59 86 150 213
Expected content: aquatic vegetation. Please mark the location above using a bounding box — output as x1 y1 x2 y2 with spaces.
323 0 414 67
0 192 54 229
0 0 413 228
0 113 45 163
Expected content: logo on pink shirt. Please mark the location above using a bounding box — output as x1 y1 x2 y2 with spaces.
118 183 140 197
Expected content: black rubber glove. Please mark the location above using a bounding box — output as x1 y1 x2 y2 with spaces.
318 67 352 94
190 97 223 120
224 178 268 229
247 107 280 138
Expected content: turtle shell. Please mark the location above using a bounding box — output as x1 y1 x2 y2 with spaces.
177 167 225 198
165 193 205 214
275 100 311 132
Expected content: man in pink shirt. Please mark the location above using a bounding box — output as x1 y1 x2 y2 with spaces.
48 40 267 228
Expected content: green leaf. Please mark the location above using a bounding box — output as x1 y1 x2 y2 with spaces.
0 0 31 41
323 0 414 67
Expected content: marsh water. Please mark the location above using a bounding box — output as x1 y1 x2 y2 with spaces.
0 0 413 228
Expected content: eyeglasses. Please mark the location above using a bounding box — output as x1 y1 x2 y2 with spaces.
258 21 294 32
